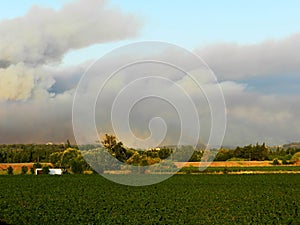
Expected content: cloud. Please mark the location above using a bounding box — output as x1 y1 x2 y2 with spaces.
0 63 55 101
0 0 141 101
197 33 300 80
0 91 74 144
0 0 142 143
0 0 141 66
193 34 300 146
221 83 300 146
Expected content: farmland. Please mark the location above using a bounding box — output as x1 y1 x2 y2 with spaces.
0 174 299 224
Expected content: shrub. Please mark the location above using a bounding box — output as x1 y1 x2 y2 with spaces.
272 158 280 165
21 166 28 175
223 167 228 174
291 152 300 163
30 167 35 175
70 159 84 174
42 166 50 175
33 162 42 168
7 166 13 175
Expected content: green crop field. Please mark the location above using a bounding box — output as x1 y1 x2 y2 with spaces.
0 174 299 225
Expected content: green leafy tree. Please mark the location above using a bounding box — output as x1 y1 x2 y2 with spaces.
291 152 300 163
158 147 173 160
70 158 85 174
50 152 63 167
126 151 142 165
42 166 50 175
21 166 28 175
61 148 80 169
82 147 121 173
272 158 280 165
215 149 233 161
66 139 72 148
30 167 35 175
7 166 13 175
101 134 128 162
189 150 203 162
33 162 42 169
58 148 88 173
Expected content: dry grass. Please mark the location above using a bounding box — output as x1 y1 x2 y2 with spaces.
175 161 286 168
0 163 52 174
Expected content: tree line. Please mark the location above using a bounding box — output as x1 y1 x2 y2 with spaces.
0 137 300 167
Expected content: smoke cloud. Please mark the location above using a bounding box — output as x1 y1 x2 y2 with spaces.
197 33 300 80
0 0 141 66
0 0 141 143
1 1 299 146
196 33 300 146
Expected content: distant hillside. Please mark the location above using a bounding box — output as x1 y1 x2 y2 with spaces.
283 142 300 149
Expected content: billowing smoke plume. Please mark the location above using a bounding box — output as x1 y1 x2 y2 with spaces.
0 63 55 101
0 0 141 66
0 0 141 143
196 33 300 145
0 0 141 102
197 33 300 80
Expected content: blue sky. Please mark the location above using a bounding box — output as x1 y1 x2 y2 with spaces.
0 0 300 145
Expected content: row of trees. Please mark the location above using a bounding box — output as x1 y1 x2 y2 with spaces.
214 143 269 161
5 163 49 175
1 138 300 168
214 143 300 162
0 143 67 163
50 148 89 174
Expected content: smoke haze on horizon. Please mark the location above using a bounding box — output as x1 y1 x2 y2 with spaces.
0 0 300 147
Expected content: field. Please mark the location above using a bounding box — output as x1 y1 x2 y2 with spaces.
0 174 299 224
0 163 51 175
1 161 299 175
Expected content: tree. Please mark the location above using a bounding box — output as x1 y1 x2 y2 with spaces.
214 149 233 161
50 152 63 167
82 147 121 173
158 147 173 160
61 148 80 169
66 139 72 148
101 134 128 162
7 166 13 175
126 151 142 165
33 162 42 168
21 166 28 175
291 152 300 164
101 134 118 151
57 148 88 173
272 158 280 165
42 166 50 175
70 158 85 174
189 151 203 162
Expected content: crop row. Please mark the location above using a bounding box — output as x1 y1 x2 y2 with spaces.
0 174 299 224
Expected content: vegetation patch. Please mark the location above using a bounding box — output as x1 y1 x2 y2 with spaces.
0 174 299 224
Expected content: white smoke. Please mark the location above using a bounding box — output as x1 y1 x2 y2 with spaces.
0 0 141 65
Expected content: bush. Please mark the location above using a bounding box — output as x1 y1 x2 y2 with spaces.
42 166 50 175
7 166 13 175
272 158 281 165
223 167 228 174
30 167 35 175
70 159 84 174
291 152 300 163
33 162 42 168
21 166 28 175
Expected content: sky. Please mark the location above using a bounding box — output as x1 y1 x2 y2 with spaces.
0 0 300 146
